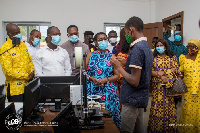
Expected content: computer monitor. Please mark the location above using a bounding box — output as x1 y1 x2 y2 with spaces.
39 75 80 112
51 102 79 133
23 77 42 122
0 84 5 95
0 102 18 133
39 75 80 99
0 94 5 112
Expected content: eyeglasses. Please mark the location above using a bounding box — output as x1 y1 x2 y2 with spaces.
186 45 198 49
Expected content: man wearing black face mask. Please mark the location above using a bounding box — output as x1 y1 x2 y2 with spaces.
0 23 34 102
83 31 96 52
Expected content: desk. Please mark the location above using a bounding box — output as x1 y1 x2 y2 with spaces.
20 106 119 133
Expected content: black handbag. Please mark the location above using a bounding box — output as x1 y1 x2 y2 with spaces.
166 72 188 96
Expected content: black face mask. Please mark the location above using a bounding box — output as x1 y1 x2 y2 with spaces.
12 37 20 46
88 37 94 43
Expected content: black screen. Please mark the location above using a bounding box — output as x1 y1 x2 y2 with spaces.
23 77 40 122
0 102 16 133
39 75 80 99
0 95 5 112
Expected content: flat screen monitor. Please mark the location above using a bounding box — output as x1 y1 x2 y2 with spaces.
0 102 17 133
51 102 79 133
23 77 40 122
51 102 72 123
0 94 5 112
0 84 5 95
39 75 80 100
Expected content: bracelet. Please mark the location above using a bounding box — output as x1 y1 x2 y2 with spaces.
87 75 91 80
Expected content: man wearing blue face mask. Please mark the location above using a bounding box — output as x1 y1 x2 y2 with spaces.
34 26 72 76
164 25 188 63
25 29 41 62
0 23 35 102
60 25 89 76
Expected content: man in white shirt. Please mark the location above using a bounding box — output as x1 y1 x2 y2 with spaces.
107 30 118 54
34 26 72 76
25 29 41 61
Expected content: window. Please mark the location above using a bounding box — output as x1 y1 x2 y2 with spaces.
4 22 51 47
104 23 125 42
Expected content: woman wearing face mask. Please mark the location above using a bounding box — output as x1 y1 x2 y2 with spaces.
85 32 121 128
147 39 179 133
178 39 200 133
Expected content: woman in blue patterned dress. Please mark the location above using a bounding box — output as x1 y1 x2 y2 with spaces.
85 32 121 128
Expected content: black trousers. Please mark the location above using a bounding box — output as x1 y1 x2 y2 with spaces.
7 84 23 102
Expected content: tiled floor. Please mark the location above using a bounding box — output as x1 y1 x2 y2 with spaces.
143 95 182 132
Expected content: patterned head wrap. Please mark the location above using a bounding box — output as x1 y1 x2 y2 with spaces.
187 39 200 50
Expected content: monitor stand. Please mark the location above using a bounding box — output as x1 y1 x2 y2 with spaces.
49 99 67 112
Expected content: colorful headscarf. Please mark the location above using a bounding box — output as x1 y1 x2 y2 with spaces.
187 39 200 50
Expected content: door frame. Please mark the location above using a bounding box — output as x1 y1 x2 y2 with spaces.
162 11 184 43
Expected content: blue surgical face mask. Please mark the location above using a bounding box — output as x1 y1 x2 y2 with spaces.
14 34 22 41
32 38 40 46
98 40 108 50
156 46 165 54
51 35 61 45
174 35 182 41
69 35 79 43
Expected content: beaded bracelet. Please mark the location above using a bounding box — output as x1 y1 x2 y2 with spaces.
87 75 91 80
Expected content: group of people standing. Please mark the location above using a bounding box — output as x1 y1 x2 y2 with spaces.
0 16 199 133
148 25 200 132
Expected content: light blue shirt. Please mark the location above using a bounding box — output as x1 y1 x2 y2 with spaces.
25 41 40 61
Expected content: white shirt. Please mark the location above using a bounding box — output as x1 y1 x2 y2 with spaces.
107 43 114 53
34 45 72 76
25 41 40 61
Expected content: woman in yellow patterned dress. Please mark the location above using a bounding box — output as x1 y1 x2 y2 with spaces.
179 39 200 133
148 39 178 133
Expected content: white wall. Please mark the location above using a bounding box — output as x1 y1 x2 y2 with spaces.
155 0 200 45
0 0 154 84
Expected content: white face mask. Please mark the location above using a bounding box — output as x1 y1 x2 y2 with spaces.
109 38 117 44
